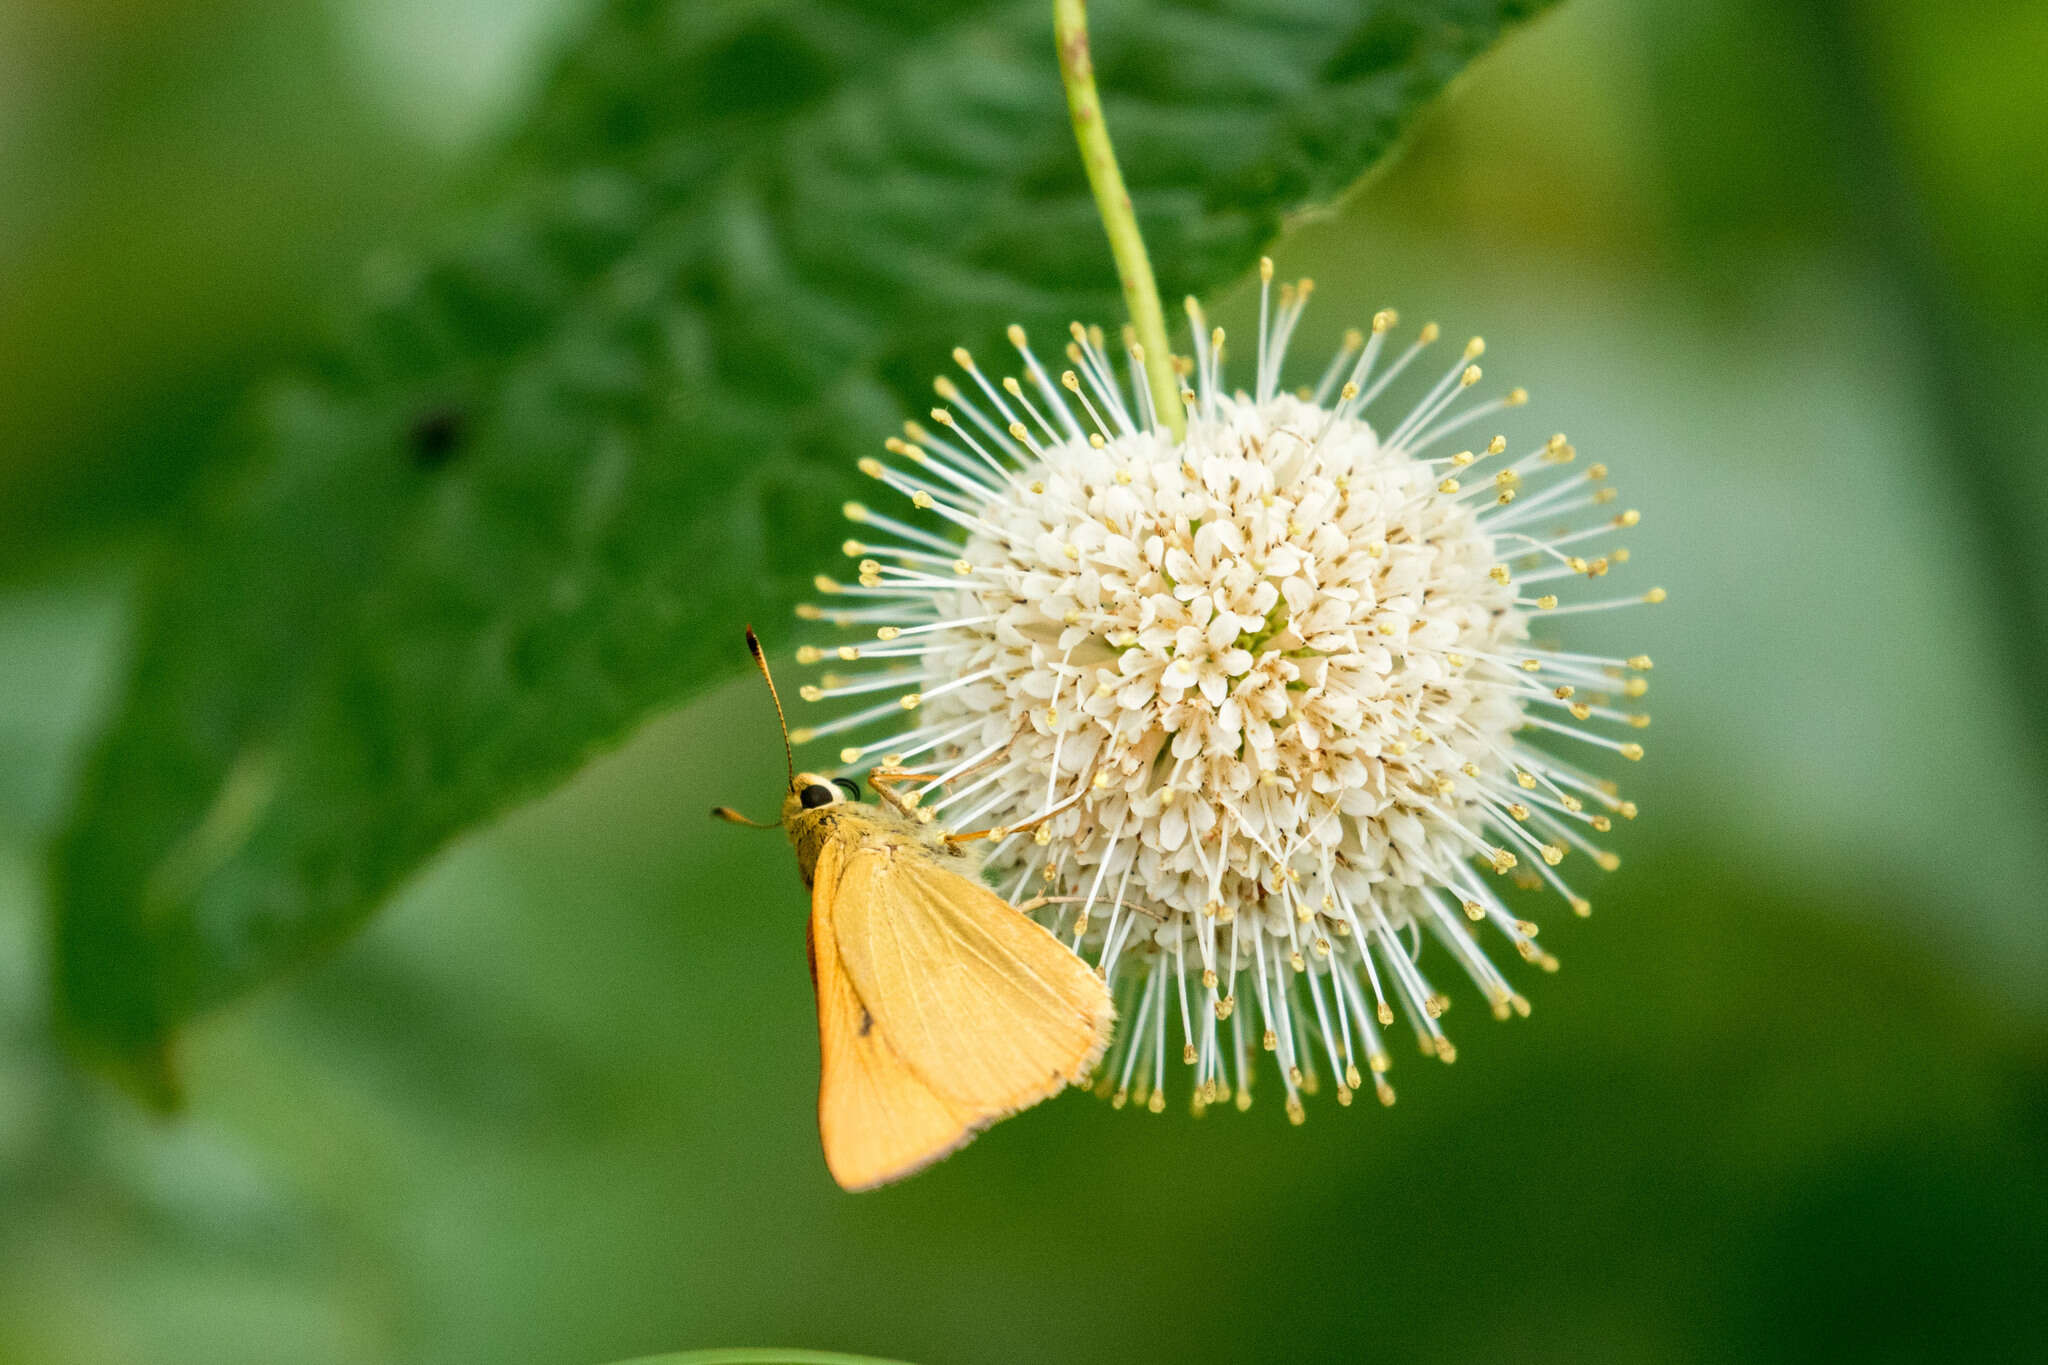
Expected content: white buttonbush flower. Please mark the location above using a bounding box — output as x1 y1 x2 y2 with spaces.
791 264 1659 1120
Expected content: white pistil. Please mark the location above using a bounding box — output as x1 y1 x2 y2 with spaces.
841 715 978 767
923 758 1025 819
952 348 1033 440
933 379 1027 464
799 670 921 702
888 437 1005 502
1059 368 1118 440
1079 323 1140 430
1352 322 1438 416
841 501 960 555
1309 327 1364 406
1009 325 1085 442
1532 589 1669 615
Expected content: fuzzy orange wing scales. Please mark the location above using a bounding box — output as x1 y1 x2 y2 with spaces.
810 837 980 1191
831 841 1115 1117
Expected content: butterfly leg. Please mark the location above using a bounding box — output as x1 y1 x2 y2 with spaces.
867 767 950 821
869 749 1010 820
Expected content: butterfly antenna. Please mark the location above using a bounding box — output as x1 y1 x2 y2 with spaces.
745 625 797 787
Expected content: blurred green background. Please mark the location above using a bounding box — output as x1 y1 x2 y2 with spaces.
3 0 2045 1361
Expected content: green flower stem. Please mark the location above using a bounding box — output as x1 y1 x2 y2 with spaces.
1053 0 1186 441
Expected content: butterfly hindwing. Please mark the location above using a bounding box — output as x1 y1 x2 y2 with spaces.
809 837 978 1191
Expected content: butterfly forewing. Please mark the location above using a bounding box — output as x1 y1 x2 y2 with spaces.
829 840 1115 1114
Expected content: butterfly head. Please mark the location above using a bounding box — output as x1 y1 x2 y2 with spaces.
712 628 868 844
786 772 864 822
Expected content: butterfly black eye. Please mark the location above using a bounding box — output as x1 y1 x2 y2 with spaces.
799 783 837 809
833 777 861 801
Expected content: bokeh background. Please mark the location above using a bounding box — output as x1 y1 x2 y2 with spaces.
3 0 2046 1361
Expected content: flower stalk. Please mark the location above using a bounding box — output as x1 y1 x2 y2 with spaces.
1054 0 1186 441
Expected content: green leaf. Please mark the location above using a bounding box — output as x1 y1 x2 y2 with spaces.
604 1354 913 1365
52 0 1557 1098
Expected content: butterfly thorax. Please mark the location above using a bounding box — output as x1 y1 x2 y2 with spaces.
784 798 981 889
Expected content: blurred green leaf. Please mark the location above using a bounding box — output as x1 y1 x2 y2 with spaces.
52 0 1556 1098
608 1353 913 1365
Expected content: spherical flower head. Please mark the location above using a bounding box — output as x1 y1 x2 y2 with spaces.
796 268 1658 1118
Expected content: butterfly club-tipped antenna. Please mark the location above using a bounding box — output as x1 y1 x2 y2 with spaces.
711 626 798 828
746 625 798 787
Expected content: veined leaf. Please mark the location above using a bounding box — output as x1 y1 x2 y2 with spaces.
52 0 1556 1098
